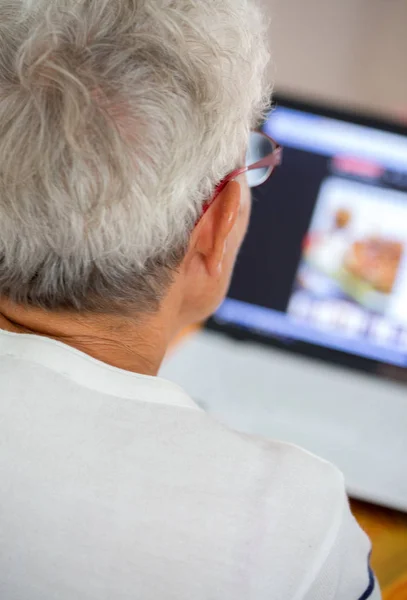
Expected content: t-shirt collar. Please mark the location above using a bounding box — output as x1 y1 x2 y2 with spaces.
0 329 198 410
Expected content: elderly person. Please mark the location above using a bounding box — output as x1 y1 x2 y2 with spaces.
0 1 379 599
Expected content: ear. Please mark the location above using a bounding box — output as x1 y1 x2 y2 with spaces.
192 180 241 277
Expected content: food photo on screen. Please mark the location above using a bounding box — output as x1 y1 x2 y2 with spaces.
288 177 407 351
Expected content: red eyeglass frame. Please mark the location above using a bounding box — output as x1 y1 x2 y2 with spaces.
201 131 283 220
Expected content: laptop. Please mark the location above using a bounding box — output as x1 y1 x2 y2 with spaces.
161 94 407 512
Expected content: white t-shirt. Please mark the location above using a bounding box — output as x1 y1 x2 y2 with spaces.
0 329 380 600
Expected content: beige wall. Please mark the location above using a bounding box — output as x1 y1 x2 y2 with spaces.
260 0 407 120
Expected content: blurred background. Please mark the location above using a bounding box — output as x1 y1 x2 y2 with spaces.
262 0 407 120
263 3 407 596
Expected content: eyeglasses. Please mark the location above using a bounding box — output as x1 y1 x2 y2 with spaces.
201 131 283 218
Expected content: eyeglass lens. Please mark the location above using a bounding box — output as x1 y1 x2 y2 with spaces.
246 131 275 188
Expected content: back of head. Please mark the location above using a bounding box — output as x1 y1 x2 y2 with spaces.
0 0 270 313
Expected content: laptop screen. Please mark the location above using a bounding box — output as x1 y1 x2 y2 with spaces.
211 97 407 371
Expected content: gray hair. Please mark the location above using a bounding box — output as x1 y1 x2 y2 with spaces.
0 0 271 313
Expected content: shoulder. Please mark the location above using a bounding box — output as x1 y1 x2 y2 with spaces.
192 413 350 554
246 436 347 551
225 428 347 519
237 435 375 598
191 410 346 527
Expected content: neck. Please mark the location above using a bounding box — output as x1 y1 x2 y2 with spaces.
0 298 178 376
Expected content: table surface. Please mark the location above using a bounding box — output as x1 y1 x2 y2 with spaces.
173 329 407 599
351 501 407 599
